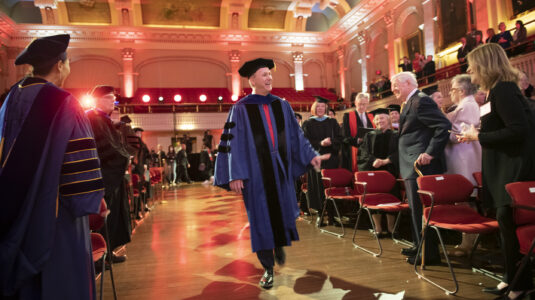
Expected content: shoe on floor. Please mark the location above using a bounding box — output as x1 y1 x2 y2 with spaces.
259 268 274 289
401 246 417 257
111 254 127 263
483 286 508 295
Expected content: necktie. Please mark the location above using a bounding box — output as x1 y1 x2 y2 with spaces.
360 112 367 127
263 104 275 148
400 102 406 114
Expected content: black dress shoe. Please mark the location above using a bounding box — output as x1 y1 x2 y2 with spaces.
259 268 274 289
401 247 417 257
274 247 286 266
111 254 127 263
406 255 441 265
483 286 507 296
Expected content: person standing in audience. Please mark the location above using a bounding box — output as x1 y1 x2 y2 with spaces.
342 92 373 172
86 85 131 261
203 130 214 150
387 104 401 129
0 34 104 299
496 22 513 50
357 108 400 236
199 144 213 184
302 96 342 214
457 37 471 73
459 43 535 299
214 58 326 289
391 71 451 265
423 55 436 83
176 143 191 184
398 56 413 72
167 145 177 186
474 89 487 106
444 74 482 257
485 28 498 44
182 133 193 154
294 112 303 126
512 20 527 50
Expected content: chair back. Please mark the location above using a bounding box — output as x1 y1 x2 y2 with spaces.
354 171 396 194
417 174 473 206
505 181 535 226
321 168 353 187
89 199 107 231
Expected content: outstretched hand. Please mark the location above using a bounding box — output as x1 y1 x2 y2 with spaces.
229 180 244 194
310 154 331 172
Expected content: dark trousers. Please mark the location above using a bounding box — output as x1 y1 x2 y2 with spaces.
176 164 190 183
256 247 284 270
404 179 439 258
496 206 533 290
306 169 325 212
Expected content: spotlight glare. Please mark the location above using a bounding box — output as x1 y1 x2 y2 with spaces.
158 96 164 102
174 94 182 102
218 96 223 101
199 94 207 102
142 94 151 103
81 94 95 109
231 95 238 101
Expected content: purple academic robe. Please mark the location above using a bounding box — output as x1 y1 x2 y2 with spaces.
214 94 317 252
0 78 104 300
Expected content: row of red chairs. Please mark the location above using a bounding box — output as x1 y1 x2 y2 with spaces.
310 168 535 295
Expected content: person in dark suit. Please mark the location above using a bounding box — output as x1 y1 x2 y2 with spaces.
457 37 472 73
459 43 534 299
398 56 413 72
341 92 373 172
175 143 191 184
390 71 452 265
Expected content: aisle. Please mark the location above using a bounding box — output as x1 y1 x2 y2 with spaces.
102 184 495 299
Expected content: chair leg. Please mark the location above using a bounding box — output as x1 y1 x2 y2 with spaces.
318 197 345 238
504 238 535 297
470 233 504 282
100 253 106 300
352 208 382 257
391 210 414 247
103 218 118 299
107 253 118 300
414 226 459 295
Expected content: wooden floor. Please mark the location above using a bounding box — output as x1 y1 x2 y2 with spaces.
101 183 497 300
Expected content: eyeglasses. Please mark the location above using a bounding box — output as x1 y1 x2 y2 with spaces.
449 88 460 94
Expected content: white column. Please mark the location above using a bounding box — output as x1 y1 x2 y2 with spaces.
357 31 368 93
384 10 396 77
336 47 346 99
121 48 135 98
422 0 436 57
292 51 304 91
228 50 241 99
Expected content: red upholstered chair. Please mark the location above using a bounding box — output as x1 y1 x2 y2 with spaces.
504 181 535 296
416 174 499 295
352 171 410 257
89 199 117 300
131 173 145 220
319 168 360 238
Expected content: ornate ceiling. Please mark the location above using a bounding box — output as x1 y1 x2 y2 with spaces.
0 0 359 32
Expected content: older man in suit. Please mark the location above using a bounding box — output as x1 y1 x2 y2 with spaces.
342 92 374 172
391 72 452 265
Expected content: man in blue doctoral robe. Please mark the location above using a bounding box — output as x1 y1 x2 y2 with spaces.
0 34 104 300
214 58 326 289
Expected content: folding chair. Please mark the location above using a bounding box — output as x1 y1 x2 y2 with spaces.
505 181 535 297
89 199 118 300
352 171 410 256
415 174 499 295
319 168 360 238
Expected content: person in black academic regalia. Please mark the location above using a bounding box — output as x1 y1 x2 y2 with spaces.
357 108 400 236
175 143 191 184
202 130 214 150
86 86 131 260
0 34 104 300
302 96 342 214
199 144 214 184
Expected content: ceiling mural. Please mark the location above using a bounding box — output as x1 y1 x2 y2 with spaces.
306 3 340 32
65 0 112 24
0 0 41 23
248 0 292 30
140 0 221 27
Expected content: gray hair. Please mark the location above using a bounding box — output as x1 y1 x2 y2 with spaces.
451 74 477 95
391 72 418 87
355 92 370 102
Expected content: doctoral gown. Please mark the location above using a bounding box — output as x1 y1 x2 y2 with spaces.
214 94 317 252
357 129 399 177
0 77 104 299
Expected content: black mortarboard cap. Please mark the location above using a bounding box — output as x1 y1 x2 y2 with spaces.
386 104 401 113
314 96 329 104
120 115 132 123
15 34 70 67
238 58 275 78
370 108 390 116
133 127 144 132
294 113 302 119
90 85 116 98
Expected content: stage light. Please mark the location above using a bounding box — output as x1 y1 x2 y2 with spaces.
174 94 182 102
199 94 207 102
81 94 94 109
218 96 223 101
231 95 238 101
158 96 164 102
142 94 150 103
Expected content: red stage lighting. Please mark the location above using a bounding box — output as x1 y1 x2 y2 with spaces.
81 94 95 109
231 95 238 101
199 94 207 102
174 94 182 102
142 94 151 103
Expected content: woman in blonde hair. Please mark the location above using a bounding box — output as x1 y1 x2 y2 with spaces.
459 43 535 299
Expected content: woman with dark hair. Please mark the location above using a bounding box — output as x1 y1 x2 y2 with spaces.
485 28 498 44
512 20 527 55
459 43 535 299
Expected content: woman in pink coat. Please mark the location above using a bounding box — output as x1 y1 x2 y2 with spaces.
445 74 482 256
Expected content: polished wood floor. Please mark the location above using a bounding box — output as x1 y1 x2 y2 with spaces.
102 183 497 299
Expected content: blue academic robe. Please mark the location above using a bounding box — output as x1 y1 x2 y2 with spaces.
0 78 104 300
214 94 317 252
